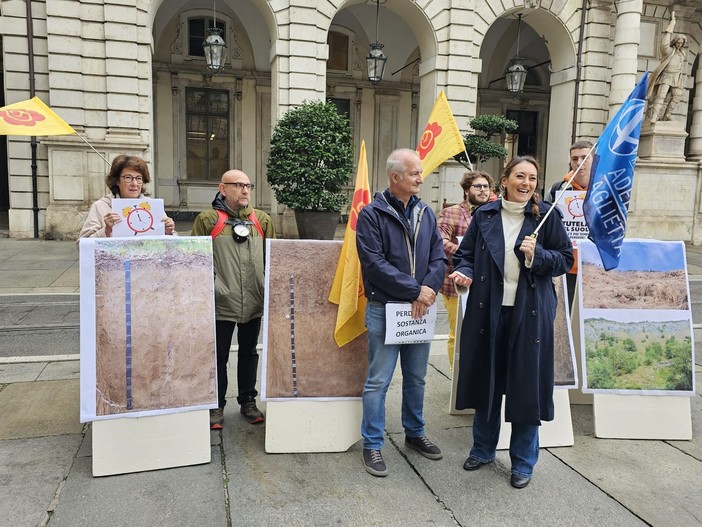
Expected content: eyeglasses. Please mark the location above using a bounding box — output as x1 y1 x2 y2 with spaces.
121 175 144 183
471 184 490 190
223 182 255 190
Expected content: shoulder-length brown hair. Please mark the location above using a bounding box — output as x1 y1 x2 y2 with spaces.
105 154 151 196
499 155 542 218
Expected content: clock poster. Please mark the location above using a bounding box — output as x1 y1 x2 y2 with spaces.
555 190 588 240
111 198 166 237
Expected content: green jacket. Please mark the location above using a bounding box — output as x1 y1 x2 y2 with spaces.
191 193 275 322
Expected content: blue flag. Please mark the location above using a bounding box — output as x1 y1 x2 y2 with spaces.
583 72 648 271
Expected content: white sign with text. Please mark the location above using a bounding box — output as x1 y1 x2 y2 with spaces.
384 302 438 345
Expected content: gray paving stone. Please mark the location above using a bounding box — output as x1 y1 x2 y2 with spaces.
50 447 226 527
0 434 83 527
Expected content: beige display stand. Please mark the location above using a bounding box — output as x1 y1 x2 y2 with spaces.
593 394 692 439
449 291 574 447
92 410 211 476
497 390 574 449
568 287 593 405
265 400 362 453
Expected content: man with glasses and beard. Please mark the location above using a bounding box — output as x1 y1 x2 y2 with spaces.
192 170 275 429
437 171 495 374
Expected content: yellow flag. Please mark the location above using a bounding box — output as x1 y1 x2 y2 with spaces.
417 91 465 179
329 140 371 347
0 97 76 136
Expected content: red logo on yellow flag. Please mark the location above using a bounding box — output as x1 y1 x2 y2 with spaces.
0 97 76 136
417 91 465 179
417 122 442 160
329 140 371 347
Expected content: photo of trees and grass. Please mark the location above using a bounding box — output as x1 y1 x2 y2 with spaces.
584 316 693 392
579 239 695 395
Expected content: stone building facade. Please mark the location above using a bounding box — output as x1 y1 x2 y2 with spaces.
0 0 701 240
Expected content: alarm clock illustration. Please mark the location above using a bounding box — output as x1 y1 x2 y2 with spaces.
122 202 155 235
566 196 584 218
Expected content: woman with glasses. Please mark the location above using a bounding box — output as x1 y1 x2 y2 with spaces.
449 156 572 489
79 154 176 238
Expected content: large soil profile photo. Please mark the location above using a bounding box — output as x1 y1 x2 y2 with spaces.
264 239 368 399
93 238 217 416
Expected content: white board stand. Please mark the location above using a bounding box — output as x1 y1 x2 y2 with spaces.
568 287 593 405
265 400 362 453
92 410 210 476
497 389 574 449
593 394 692 439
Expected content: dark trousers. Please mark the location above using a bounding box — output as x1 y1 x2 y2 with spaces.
215 318 261 408
469 307 540 477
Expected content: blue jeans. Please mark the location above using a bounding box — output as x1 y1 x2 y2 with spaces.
468 307 540 478
361 303 431 450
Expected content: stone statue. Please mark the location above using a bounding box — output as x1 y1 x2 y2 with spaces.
647 12 687 123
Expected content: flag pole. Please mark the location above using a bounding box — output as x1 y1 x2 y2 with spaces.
531 142 597 237
75 133 111 167
462 147 474 172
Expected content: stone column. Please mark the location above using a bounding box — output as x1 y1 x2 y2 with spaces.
688 64 702 160
608 0 642 118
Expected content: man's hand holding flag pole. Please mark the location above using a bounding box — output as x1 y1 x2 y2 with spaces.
530 72 649 271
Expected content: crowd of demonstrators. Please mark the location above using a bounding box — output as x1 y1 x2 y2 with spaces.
79 154 176 238
83 149 580 492
355 148 447 477
191 170 275 429
437 171 495 374
546 140 594 308
450 156 573 489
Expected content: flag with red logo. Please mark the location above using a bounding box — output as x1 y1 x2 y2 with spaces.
329 140 371 347
0 97 76 136
417 91 465 179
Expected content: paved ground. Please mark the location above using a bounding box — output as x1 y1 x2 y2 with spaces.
0 236 701 527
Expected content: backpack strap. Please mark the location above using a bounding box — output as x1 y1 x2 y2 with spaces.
248 210 265 240
211 208 265 240
210 209 229 239
549 180 565 202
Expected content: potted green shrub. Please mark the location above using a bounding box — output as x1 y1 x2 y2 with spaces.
455 114 518 166
266 100 354 239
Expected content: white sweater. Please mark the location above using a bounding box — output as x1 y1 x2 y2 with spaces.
501 199 527 306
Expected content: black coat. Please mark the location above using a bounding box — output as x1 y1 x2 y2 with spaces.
453 199 573 425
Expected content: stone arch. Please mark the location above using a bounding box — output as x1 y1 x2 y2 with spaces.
474 5 578 187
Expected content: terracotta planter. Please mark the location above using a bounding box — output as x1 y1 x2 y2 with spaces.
294 210 340 240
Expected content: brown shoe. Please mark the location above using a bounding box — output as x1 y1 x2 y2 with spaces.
240 401 264 424
209 408 224 430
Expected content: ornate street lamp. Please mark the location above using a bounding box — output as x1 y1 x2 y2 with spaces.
505 14 528 94
203 1 227 75
366 0 387 85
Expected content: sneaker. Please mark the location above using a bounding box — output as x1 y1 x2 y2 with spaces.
240 401 264 424
210 408 224 430
405 435 443 460
362 448 388 477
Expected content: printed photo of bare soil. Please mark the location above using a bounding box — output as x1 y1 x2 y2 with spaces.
580 239 689 310
553 276 576 387
265 239 368 399
583 316 693 393
94 238 217 416
581 264 687 310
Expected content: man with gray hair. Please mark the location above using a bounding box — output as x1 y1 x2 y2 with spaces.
355 148 446 477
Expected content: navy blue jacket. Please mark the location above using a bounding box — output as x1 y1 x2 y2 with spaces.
453 199 573 425
356 190 446 304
